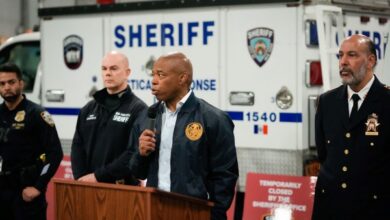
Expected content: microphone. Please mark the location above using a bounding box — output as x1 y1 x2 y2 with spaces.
144 102 161 156
147 102 160 130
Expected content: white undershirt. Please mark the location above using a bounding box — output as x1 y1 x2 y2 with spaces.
157 90 192 191
347 75 374 116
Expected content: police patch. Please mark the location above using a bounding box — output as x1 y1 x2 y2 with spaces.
15 110 26 122
185 122 203 141
41 111 55 127
247 27 274 67
63 35 83 70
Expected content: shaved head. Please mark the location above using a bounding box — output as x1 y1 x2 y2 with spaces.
151 52 194 110
103 51 129 68
101 51 131 94
158 52 193 87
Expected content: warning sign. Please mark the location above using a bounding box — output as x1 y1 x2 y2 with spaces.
243 173 317 220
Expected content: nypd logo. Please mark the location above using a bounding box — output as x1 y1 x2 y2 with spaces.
247 28 274 67
63 35 83 70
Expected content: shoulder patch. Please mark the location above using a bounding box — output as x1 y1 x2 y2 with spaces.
41 111 55 127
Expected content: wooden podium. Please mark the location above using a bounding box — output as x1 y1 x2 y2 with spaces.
53 179 213 220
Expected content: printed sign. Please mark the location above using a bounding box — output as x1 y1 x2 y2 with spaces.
243 173 317 220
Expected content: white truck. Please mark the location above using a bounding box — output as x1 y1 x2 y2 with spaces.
1 0 389 193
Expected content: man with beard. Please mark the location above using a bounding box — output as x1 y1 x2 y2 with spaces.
0 63 63 220
312 34 390 219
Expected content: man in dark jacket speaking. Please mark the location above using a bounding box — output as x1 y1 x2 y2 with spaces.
129 52 239 220
71 51 146 185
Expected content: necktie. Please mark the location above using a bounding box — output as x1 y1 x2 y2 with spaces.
349 94 360 121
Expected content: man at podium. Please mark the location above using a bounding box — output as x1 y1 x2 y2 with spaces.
128 52 239 220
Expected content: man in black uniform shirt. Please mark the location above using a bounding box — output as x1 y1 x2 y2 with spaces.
312 34 390 219
0 63 63 220
71 51 146 185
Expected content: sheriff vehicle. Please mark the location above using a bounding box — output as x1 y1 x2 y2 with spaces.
0 0 389 194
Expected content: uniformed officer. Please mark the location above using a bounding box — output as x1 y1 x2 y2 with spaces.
0 63 63 220
312 34 390 219
128 52 239 220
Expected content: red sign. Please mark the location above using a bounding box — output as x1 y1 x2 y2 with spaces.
243 173 317 220
46 155 73 220
97 0 115 4
227 185 237 220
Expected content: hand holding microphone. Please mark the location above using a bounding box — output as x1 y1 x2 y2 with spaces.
139 103 160 156
139 130 156 156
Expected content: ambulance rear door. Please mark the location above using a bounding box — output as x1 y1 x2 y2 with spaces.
224 4 301 190
41 15 104 151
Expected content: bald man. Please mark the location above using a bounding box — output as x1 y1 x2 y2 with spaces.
71 51 147 185
128 52 239 220
313 35 390 219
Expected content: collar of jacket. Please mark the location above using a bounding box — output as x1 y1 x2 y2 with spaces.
93 86 133 105
0 94 28 112
337 75 385 129
155 91 198 114
337 75 383 102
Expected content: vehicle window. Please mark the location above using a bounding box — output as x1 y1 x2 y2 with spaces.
0 41 40 92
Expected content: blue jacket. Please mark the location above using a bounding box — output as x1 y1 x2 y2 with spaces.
129 92 239 220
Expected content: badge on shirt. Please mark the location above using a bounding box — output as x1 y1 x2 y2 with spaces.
365 113 380 136
41 111 55 127
15 110 25 122
185 122 203 141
